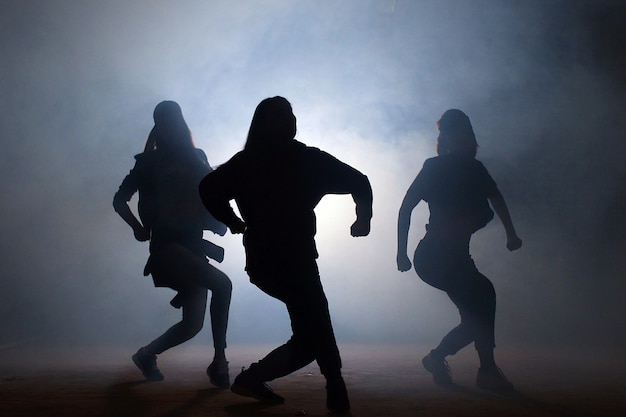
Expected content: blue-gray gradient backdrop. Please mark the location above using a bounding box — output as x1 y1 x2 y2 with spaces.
1 0 624 351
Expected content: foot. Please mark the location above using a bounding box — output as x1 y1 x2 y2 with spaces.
476 366 514 392
230 369 285 404
422 350 453 386
132 348 164 382
326 377 350 413
207 359 230 389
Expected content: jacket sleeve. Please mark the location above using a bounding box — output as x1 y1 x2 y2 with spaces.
112 157 148 235
198 156 243 229
113 161 140 213
314 150 373 222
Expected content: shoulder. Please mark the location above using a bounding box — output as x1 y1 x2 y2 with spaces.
295 141 337 162
414 156 450 185
471 158 492 175
229 150 247 164
283 140 328 163
423 156 438 166
292 140 315 153
413 157 438 184
133 150 163 163
213 150 246 172
133 151 149 162
419 156 440 172
195 148 209 164
472 158 497 187
132 151 160 172
472 158 487 168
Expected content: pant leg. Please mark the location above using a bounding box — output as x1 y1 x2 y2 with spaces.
414 236 496 356
446 269 496 354
206 265 231 351
147 288 207 354
148 243 232 351
186 258 232 351
245 262 342 381
434 324 474 356
286 275 342 380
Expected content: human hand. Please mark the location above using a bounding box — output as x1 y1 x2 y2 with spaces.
507 234 522 251
133 226 150 242
397 253 412 272
350 218 370 237
229 218 246 234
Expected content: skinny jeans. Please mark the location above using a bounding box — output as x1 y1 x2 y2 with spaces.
413 233 496 355
146 242 232 354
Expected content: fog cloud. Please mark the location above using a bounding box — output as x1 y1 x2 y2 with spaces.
1 0 624 350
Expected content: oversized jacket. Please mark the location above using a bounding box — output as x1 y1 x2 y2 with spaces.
114 148 225 288
199 140 372 275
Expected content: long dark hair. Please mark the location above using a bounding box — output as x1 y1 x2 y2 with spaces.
244 96 297 152
436 109 478 158
143 100 196 154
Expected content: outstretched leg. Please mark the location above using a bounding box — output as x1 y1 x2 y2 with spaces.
232 262 349 412
135 243 232 384
133 289 207 381
146 289 208 354
447 268 513 392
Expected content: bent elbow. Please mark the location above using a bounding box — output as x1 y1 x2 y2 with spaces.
112 193 126 213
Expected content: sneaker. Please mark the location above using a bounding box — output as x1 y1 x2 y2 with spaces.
132 348 164 381
422 350 453 386
230 369 285 404
207 360 230 389
476 367 514 392
326 377 350 413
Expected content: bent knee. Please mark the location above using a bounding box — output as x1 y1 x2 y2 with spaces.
223 277 233 293
182 319 204 336
214 274 232 295
211 280 231 300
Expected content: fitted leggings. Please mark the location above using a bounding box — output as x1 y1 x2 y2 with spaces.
146 242 232 354
413 234 496 355
244 260 343 382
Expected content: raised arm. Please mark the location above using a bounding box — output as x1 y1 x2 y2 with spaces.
314 150 373 237
488 188 522 251
397 177 423 271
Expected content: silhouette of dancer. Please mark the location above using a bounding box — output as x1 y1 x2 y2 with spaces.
397 109 522 392
199 96 372 413
113 101 232 388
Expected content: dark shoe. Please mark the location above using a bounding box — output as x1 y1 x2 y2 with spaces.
230 369 285 404
207 360 230 389
422 350 453 386
326 377 350 413
132 348 164 382
476 367 514 392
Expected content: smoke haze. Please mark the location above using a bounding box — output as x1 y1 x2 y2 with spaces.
1 0 624 352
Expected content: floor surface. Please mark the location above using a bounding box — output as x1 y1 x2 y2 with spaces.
0 343 623 416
